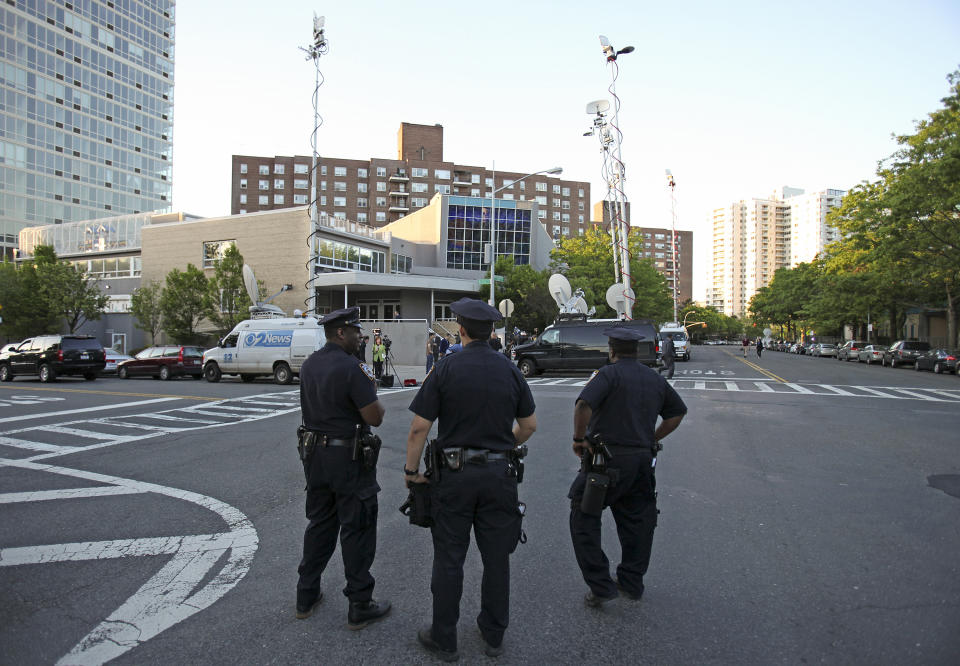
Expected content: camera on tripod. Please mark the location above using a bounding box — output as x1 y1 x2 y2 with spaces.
373 328 392 352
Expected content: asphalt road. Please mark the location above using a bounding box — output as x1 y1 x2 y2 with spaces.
1 346 958 665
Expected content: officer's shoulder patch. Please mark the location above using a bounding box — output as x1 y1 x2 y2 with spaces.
359 362 376 382
585 369 600 384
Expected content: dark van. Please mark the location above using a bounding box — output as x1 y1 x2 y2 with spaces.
510 316 658 377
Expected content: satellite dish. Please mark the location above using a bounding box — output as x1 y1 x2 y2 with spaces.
585 99 610 115
605 283 636 317
548 274 572 307
571 296 589 314
242 264 260 305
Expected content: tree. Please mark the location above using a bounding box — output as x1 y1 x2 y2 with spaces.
482 257 555 335
550 228 673 321
160 264 212 345
131 280 164 345
45 262 110 333
207 245 253 336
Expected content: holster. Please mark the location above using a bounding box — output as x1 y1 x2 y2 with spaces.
442 447 464 472
297 425 319 462
424 440 438 480
399 482 433 527
358 432 382 472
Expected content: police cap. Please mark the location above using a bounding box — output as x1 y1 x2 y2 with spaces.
320 307 363 329
449 297 502 322
602 326 646 341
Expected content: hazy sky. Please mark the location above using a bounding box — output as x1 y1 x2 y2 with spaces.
171 0 960 300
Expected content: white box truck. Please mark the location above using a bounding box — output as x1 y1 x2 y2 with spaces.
202 316 325 384
658 323 691 361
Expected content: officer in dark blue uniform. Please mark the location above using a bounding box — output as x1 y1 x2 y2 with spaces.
569 326 687 606
404 297 537 661
296 307 391 629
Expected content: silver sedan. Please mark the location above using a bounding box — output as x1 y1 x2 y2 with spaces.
857 344 886 364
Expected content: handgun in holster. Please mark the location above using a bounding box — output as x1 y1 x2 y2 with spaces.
424 439 438 480
511 443 528 483
579 434 614 516
399 481 433 528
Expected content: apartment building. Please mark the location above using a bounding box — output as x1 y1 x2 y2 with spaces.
0 0 175 259
707 187 844 318
230 122 590 237
592 200 694 306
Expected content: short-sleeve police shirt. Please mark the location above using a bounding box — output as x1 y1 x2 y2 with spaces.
300 342 378 437
409 340 535 451
577 359 687 449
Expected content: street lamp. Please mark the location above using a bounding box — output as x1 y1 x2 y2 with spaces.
488 166 563 308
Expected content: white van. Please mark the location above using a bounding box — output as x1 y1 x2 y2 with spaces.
658 323 691 361
202 317 325 384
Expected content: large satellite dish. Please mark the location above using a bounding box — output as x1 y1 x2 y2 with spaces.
585 99 610 115
242 264 260 305
571 295 589 314
548 273 572 307
243 263 285 319
605 283 635 317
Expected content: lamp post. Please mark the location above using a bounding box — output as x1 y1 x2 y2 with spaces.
488 166 563 307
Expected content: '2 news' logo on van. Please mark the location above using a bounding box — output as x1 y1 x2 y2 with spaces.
244 331 293 348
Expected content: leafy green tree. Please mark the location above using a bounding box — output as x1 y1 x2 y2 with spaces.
482 257 555 335
44 262 110 333
131 279 164 345
207 245 253 336
160 264 212 345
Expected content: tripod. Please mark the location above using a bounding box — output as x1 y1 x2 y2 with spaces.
380 346 405 388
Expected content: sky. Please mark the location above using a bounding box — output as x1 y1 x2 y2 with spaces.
171 0 960 302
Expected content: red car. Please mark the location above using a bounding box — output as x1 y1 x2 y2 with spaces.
117 345 205 380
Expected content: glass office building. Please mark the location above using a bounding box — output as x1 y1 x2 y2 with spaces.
445 197 532 270
0 0 174 258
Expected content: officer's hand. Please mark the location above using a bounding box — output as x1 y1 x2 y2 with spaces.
573 441 588 457
404 473 429 485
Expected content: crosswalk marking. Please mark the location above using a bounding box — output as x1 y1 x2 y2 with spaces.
816 384 856 396
890 388 945 401
784 382 813 394
753 381 775 392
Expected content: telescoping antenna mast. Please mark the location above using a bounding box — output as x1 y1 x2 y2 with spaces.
666 169 679 323
300 14 329 315
597 35 635 318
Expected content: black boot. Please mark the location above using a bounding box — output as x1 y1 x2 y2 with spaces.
347 599 391 630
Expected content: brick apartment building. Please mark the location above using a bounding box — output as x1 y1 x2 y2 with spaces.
230 122 591 239
592 201 694 307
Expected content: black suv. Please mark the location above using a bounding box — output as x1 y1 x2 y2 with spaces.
510 316 659 377
883 340 931 368
0 335 106 382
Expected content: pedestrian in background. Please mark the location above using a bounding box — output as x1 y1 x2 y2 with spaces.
372 335 386 380
659 334 675 379
489 330 503 353
756 337 763 359
295 307 391 629
356 335 368 363
426 332 436 375
569 327 687 606
741 337 749 357
404 297 537 661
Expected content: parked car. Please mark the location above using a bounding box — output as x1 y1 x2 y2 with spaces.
808 343 822 357
102 349 134 374
0 334 105 382
815 343 838 358
882 340 931 368
837 340 867 361
117 345 205 380
913 348 958 374
857 344 886 364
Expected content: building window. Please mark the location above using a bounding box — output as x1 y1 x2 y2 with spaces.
578 214 584 224
434 184 451 194
274 194 285 205
294 179 309 189
334 166 347 176
295 163 309 174
412 198 428 207
553 184 561 194
240 163 248 174
538 210 547 220
376 166 387 177
412 182 429 193
578 201 584 211
391 253 413 274
203 240 236 268
320 165 327 175
357 213 368 223
553 211 561 221
376 212 386 222
536 182 547 192
258 195 268 205
562 201 570 210
578 188 585 198
377 182 387 192
320 180 327 191
471 188 481 197
274 164 285 174
358 183 368 193
334 182 347 192
334 197 346 207
536 195 547 205
445 204 533 270
259 180 269 190
435 169 451 180
553 198 561 207
259 165 270 175
294 194 308 205
471 174 480 184
376 197 387 207
239 209 247 215
239 194 247 204
320 196 327 205
486 178 494 188
358 168 368 178
239 179 247 189
412 167 428 178
562 187 570 197
274 179 284 189
357 198 368 207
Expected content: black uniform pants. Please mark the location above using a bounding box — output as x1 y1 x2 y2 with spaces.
298 446 380 603
430 460 522 651
568 451 657 599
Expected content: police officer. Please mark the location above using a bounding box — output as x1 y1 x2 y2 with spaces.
296 307 391 629
659 333 675 379
569 326 687 606
404 297 537 661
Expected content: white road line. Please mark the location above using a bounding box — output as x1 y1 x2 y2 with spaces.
926 388 960 399
0 486 142 504
191 403 279 414
889 388 946 401
0 397 179 424
45 426 131 441
0 436 73 453
724 381 740 391
753 382 775 392
694 381 707 390
816 385 856 396
539 378 571 385
784 383 814 394
0 458 257 666
135 413 224 425
857 386 898 398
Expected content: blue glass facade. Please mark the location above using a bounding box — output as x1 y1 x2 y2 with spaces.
445 196 532 270
0 0 174 257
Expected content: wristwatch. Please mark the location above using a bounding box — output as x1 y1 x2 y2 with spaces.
403 467 419 476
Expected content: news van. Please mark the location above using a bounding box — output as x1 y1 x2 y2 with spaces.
202 316 325 384
658 323 690 361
